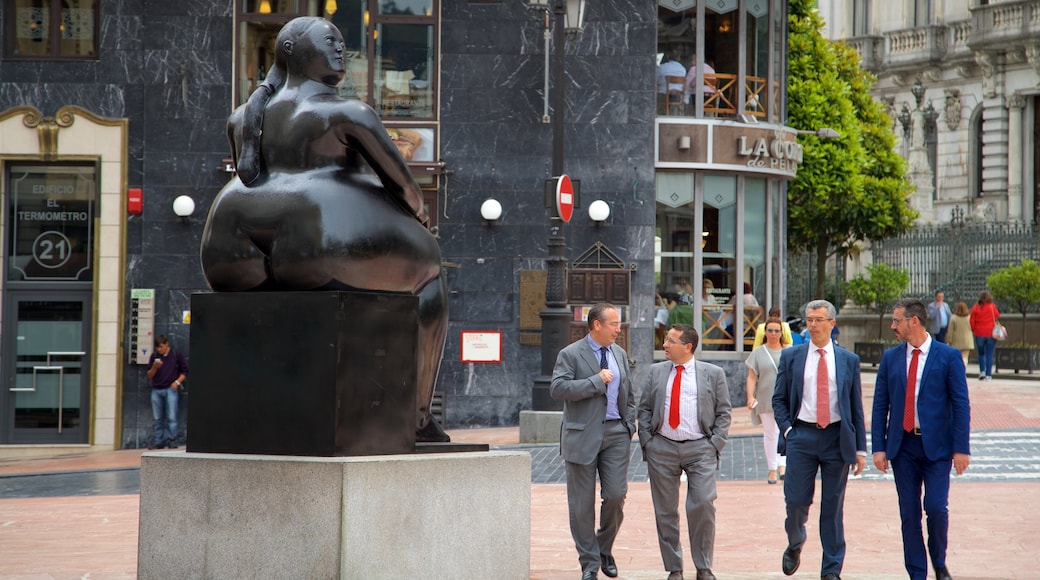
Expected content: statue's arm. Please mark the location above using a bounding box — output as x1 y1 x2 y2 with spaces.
333 101 429 226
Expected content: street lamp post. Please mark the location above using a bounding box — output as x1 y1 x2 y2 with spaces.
527 0 585 410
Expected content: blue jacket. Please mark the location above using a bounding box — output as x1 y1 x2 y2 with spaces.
871 340 971 461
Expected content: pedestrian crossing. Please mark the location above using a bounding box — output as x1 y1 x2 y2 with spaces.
518 429 1040 484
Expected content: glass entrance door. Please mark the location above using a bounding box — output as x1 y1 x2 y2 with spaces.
1 292 92 443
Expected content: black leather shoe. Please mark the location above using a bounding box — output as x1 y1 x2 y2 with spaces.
581 571 597 580
821 574 841 580
782 546 801 576
695 569 716 580
147 442 165 450
934 566 952 580
667 572 683 580
166 439 179 449
599 554 617 578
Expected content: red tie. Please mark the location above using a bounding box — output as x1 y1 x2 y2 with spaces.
904 348 921 431
816 349 830 427
669 365 684 428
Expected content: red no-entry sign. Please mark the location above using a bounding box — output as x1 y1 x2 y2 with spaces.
556 174 574 222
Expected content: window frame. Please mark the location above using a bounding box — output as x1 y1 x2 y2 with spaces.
3 0 100 61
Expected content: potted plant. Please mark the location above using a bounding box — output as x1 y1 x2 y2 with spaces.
845 263 910 366
988 259 1040 373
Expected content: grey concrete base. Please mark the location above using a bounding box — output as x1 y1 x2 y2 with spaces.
138 451 531 579
519 410 563 444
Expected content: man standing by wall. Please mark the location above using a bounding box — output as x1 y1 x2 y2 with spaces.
638 324 731 580
551 303 636 580
872 298 971 580
772 299 866 580
147 335 188 450
927 291 953 344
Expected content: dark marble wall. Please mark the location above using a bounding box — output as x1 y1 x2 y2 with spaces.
436 0 658 427
0 0 658 440
0 0 233 447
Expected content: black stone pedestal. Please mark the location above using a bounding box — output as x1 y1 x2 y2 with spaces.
186 291 418 456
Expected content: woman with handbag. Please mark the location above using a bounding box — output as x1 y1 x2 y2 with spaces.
969 290 1001 381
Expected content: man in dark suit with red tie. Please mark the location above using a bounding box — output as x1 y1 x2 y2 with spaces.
772 299 866 580
872 298 971 580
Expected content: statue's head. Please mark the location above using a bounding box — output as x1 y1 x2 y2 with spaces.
277 16 346 88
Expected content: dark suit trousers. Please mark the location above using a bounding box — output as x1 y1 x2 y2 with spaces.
783 422 850 576
891 433 952 580
565 420 631 573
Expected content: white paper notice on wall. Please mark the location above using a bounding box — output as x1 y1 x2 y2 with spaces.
460 331 503 364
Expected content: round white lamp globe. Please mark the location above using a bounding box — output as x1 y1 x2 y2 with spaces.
588 199 610 222
172 195 196 218
480 198 502 221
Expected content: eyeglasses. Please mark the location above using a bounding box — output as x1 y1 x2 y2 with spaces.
890 317 911 324
663 337 688 345
805 317 833 324
765 328 782 333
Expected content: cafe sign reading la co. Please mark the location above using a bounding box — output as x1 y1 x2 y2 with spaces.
736 131 803 173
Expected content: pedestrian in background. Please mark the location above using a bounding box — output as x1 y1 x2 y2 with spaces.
945 302 974 370
147 335 188 450
926 290 953 344
968 291 1000 381
746 316 789 484
752 306 793 348
871 298 970 580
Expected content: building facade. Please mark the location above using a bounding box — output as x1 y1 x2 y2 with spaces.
818 0 1040 226
0 0 803 458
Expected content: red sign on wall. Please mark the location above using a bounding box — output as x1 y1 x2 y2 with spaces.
556 174 574 222
127 188 143 215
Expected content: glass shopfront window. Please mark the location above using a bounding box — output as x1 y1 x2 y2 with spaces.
655 172 781 356
5 0 98 59
6 164 95 283
235 0 437 121
655 0 784 121
233 0 441 221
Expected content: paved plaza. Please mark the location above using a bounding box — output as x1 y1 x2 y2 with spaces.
1 372 1039 579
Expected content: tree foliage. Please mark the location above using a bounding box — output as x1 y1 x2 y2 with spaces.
987 259 1040 340
844 263 910 340
786 0 917 300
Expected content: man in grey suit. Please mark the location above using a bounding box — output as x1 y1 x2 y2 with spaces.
637 324 731 580
551 303 636 580
772 299 866 580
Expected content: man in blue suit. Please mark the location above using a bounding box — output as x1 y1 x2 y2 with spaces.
772 299 866 580
872 298 971 580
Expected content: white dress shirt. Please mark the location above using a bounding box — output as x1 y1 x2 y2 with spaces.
660 360 705 441
905 335 932 428
798 342 840 424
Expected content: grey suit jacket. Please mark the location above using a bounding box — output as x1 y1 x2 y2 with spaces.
550 337 636 465
636 359 732 460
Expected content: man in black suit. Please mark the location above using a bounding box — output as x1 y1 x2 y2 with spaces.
772 300 866 580
550 303 636 580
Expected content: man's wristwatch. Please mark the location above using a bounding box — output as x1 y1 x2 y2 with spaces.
173 381 181 387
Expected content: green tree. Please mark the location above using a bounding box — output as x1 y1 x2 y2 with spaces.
844 263 910 340
987 259 1040 341
786 0 917 300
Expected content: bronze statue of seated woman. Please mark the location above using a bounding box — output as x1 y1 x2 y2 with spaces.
200 16 449 442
